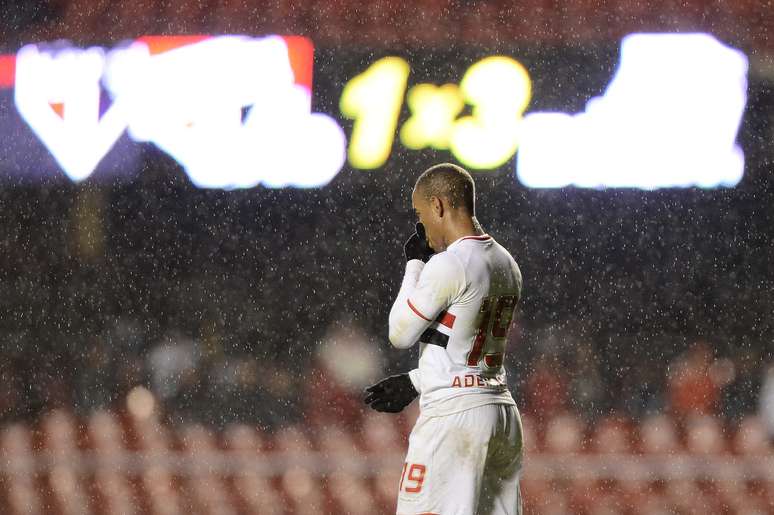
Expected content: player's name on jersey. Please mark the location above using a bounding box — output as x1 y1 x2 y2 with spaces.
451 374 487 388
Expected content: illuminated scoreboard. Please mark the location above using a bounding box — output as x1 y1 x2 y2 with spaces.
2 35 346 188
0 33 749 190
341 55 532 170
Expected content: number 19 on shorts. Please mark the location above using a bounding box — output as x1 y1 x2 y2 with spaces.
399 462 426 494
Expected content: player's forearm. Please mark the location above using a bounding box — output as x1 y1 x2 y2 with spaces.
388 260 427 349
389 303 430 348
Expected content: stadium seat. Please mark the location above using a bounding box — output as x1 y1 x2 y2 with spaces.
543 413 585 454
567 476 602 514
590 417 632 454
663 478 708 514
521 414 539 454
222 428 283 515
92 470 137 515
318 426 378 514
684 415 727 455
87 411 137 515
275 425 326 515
130 417 183 515
222 423 264 454
179 424 237 515
1 424 42 515
361 411 402 452
639 414 680 454
141 466 182 515
41 409 93 515
732 415 771 455
372 463 402 512
3 406 774 515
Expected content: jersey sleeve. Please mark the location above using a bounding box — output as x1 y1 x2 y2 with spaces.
408 368 421 391
388 253 466 350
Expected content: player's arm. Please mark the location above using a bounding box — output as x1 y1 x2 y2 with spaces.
388 251 466 349
367 255 463 413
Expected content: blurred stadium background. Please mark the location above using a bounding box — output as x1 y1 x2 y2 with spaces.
1 0 774 514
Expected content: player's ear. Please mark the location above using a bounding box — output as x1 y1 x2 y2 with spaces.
430 196 444 218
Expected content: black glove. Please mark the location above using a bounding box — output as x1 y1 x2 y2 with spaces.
404 223 434 262
364 373 418 413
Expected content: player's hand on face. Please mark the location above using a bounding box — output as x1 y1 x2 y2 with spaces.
404 222 435 263
364 373 418 413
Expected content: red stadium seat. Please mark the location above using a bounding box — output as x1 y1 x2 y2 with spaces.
732 415 772 455
141 466 182 515
127 416 183 515
274 425 326 514
273 424 315 454
638 414 680 454
520 414 539 454
663 478 708 514
590 417 633 454
41 408 79 452
5 405 772 515
372 464 402 512
179 424 237 515
221 424 281 515
222 423 264 454
40 410 93 515
88 410 126 451
539 489 572 514
543 413 585 454
360 412 402 453
130 413 171 452
327 470 378 515
92 470 138 515
87 411 137 515
567 476 602 514
684 415 727 455
318 426 378 514
1 424 42 515
520 476 552 514
280 466 326 515
359 413 404 511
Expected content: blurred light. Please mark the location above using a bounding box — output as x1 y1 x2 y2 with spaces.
318 325 382 389
400 83 464 150
341 56 410 169
451 56 532 169
13 35 346 189
107 35 345 189
127 386 155 420
14 45 127 181
517 33 748 189
344 55 532 170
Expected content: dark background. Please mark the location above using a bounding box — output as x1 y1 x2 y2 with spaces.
0 41 772 424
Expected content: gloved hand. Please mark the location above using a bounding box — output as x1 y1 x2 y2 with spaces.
404 223 434 263
364 373 418 413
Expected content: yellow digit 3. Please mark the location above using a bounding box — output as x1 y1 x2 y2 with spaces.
450 56 532 170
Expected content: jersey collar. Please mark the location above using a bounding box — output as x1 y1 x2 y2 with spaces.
448 233 492 249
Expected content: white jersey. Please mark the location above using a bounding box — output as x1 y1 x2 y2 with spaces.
389 234 522 417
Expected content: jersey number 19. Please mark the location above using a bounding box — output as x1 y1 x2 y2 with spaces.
467 295 519 372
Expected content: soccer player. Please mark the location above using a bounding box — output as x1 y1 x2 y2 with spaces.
365 163 524 515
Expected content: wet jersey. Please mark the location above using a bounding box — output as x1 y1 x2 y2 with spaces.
389 234 522 417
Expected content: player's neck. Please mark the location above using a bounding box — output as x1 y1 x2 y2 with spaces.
444 216 485 247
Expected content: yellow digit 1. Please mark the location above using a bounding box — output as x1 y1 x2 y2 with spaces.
450 56 532 169
340 57 410 169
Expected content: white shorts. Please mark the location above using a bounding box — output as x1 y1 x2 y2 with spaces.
396 403 523 515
